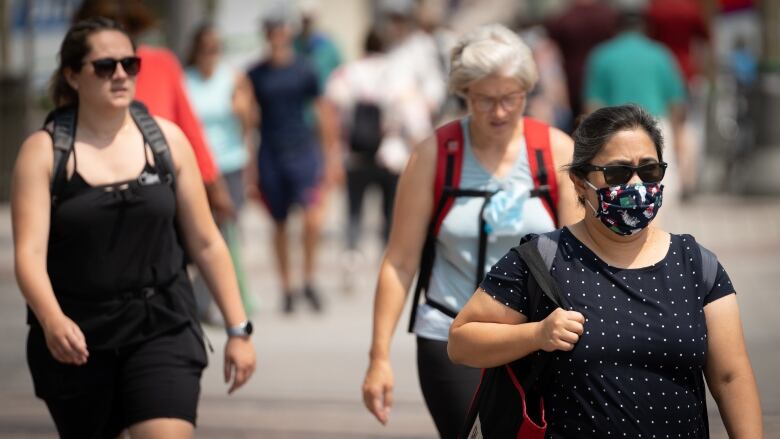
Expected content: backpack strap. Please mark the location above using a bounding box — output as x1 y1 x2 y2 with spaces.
697 242 718 294
47 106 78 205
524 117 559 227
514 232 564 394
129 101 176 189
516 233 564 312
536 229 562 273
432 120 465 234
408 120 465 332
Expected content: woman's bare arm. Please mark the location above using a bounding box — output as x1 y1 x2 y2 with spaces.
158 117 255 393
362 135 437 424
12 131 88 365
704 294 763 438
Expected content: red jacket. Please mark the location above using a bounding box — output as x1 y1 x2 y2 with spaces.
135 46 218 183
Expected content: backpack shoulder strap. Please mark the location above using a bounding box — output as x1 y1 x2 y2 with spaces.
129 101 176 188
536 229 562 272
514 233 564 392
523 117 559 227
432 119 465 234
47 105 78 203
697 242 718 294
516 235 563 310
407 119 464 332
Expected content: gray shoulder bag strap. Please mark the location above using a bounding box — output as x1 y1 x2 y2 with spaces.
697 243 718 293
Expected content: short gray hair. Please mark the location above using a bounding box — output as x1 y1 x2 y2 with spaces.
449 24 538 97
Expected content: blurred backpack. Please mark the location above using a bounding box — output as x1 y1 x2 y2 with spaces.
459 231 562 439
348 101 383 158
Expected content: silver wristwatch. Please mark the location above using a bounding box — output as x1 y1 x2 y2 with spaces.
226 320 253 337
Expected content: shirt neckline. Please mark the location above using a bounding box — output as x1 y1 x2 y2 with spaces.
561 226 673 273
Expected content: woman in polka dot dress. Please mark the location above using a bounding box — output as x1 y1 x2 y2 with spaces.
449 105 762 438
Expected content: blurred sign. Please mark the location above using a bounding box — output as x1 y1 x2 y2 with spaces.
8 0 84 90
11 0 83 32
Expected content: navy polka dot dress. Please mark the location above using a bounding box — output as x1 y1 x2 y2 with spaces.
480 228 735 438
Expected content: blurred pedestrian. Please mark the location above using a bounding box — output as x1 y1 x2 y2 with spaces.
294 0 342 88
519 23 573 131
583 7 687 218
416 0 463 121
73 0 236 225
544 0 618 124
361 24 581 438
185 23 258 320
12 17 255 439
646 0 713 196
247 8 339 313
325 27 396 284
646 0 711 87
449 104 763 438
381 0 448 124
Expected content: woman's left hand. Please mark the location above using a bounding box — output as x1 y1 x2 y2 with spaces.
224 337 256 394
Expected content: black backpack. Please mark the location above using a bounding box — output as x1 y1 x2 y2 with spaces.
46 100 175 205
348 101 383 158
459 230 720 439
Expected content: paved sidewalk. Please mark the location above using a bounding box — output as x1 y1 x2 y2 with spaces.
0 192 778 438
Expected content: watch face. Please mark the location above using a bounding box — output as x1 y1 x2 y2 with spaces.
244 320 254 335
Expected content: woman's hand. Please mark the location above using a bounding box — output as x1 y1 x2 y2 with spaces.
536 308 585 352
362 358 394 425
224 337 256 394
42 313 89 365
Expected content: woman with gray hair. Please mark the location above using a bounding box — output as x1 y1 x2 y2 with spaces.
361 24 580 437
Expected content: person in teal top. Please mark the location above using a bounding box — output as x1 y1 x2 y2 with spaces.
584 32 685 118
584 8 687 214
185 23 257 320
294 1 342 88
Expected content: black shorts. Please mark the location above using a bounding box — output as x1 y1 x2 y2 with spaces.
27 324 208 439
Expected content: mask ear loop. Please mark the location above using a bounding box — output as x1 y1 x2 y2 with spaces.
582 179 601 217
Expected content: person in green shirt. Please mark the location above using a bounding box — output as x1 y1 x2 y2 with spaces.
584 8 687 214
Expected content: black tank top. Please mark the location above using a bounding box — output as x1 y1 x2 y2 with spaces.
31 133 198 350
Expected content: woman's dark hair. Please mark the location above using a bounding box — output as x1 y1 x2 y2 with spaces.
364 26 385 55
185 22 215 67
49 17 135 107
566 104 664 179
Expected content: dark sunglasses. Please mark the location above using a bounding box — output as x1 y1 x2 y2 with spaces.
581 162 668 185
88 56 142 79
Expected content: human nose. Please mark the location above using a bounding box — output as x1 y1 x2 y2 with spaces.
492 100 508 117
112 62 129 80
626 169 643 185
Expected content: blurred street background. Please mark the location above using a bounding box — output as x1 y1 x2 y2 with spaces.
1 0 780 437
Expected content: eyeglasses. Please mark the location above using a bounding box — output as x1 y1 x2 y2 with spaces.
87 56 142 79
581 162 668 185
469 91 526 113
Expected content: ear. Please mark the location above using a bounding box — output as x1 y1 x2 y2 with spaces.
569 171 588 198
63 67 79 91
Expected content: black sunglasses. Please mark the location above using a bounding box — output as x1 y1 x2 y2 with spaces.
88 56 142 79
581 162 668 185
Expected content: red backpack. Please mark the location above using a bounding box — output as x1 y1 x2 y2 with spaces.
408 117 559 331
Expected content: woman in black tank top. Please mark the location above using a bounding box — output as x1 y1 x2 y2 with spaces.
11 18 255 439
